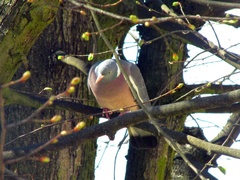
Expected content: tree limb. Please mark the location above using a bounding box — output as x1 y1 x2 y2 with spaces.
199 113 240 174
184 84 240 95
4 88 240 161
187 0 240 9
3 88 103 116
70 0 240 72
5 86 240 118
211 113 240 145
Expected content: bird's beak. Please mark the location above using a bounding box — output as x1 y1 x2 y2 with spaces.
95 74 104 84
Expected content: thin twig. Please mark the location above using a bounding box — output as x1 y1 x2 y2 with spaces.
84 0 123 8
207 21 221 48
5 117 78 147
6 94 57 129
89 3 207 179
188 0 240 9
95 141 110 170
176 71 240 102
197 116 240 179
69 0 240 23
114 130 128 180
6 82 77 129
4 133 61 164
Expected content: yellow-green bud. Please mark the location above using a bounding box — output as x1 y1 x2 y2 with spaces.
60 130 68 136
177 83 184 89
88 53 94 61
74 121 86 132
130 15 139 23
39 156 50 163
172 2 180 6
20 71 31 82
50 115 62 123
70 77 81 86
67 86 75 94
81 32 90 41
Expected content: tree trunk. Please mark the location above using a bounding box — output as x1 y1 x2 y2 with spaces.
3 1 136 179
5 5 97 180
125 7 187 179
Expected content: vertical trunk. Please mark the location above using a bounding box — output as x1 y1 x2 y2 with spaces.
5 6 97 180
3 1 136 179
125 11 187 180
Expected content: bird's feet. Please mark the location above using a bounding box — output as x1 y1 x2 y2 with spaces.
102 108 128 119
102 108 112 119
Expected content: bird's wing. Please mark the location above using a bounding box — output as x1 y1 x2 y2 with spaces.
123 61 151 107
125 61 158 149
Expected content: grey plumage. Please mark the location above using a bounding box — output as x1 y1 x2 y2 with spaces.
54 51 157 148
88 59 157 149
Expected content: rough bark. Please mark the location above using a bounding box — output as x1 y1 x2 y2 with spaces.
0 0 59 84
2 0 135 179
125 20 186 179
4 2 97 179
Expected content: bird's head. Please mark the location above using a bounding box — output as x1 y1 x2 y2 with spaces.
95 60 120 84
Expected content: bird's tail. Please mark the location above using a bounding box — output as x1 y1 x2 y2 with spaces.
128 122 158 149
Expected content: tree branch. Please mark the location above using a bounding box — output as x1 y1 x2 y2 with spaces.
70 0 240 72
187 0 240 9
3 88 103 116
199 113 240 174
184 84 240 95
4 88 240 161
211 113 240 145
5 86 240 118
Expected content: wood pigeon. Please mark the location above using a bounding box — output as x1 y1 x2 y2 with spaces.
88 59 157 148
53 51 158 149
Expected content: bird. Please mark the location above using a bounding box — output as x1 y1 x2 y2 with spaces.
88 59 157 149
53 51 157 149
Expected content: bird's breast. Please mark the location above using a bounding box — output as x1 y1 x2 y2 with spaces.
90 74 138 111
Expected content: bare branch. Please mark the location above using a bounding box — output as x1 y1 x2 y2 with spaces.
184 84 240 95
211 113 240 146
69 0 240 72
199 113 240 175
4 88 240 162
4 89 103 116
187 0 240 9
